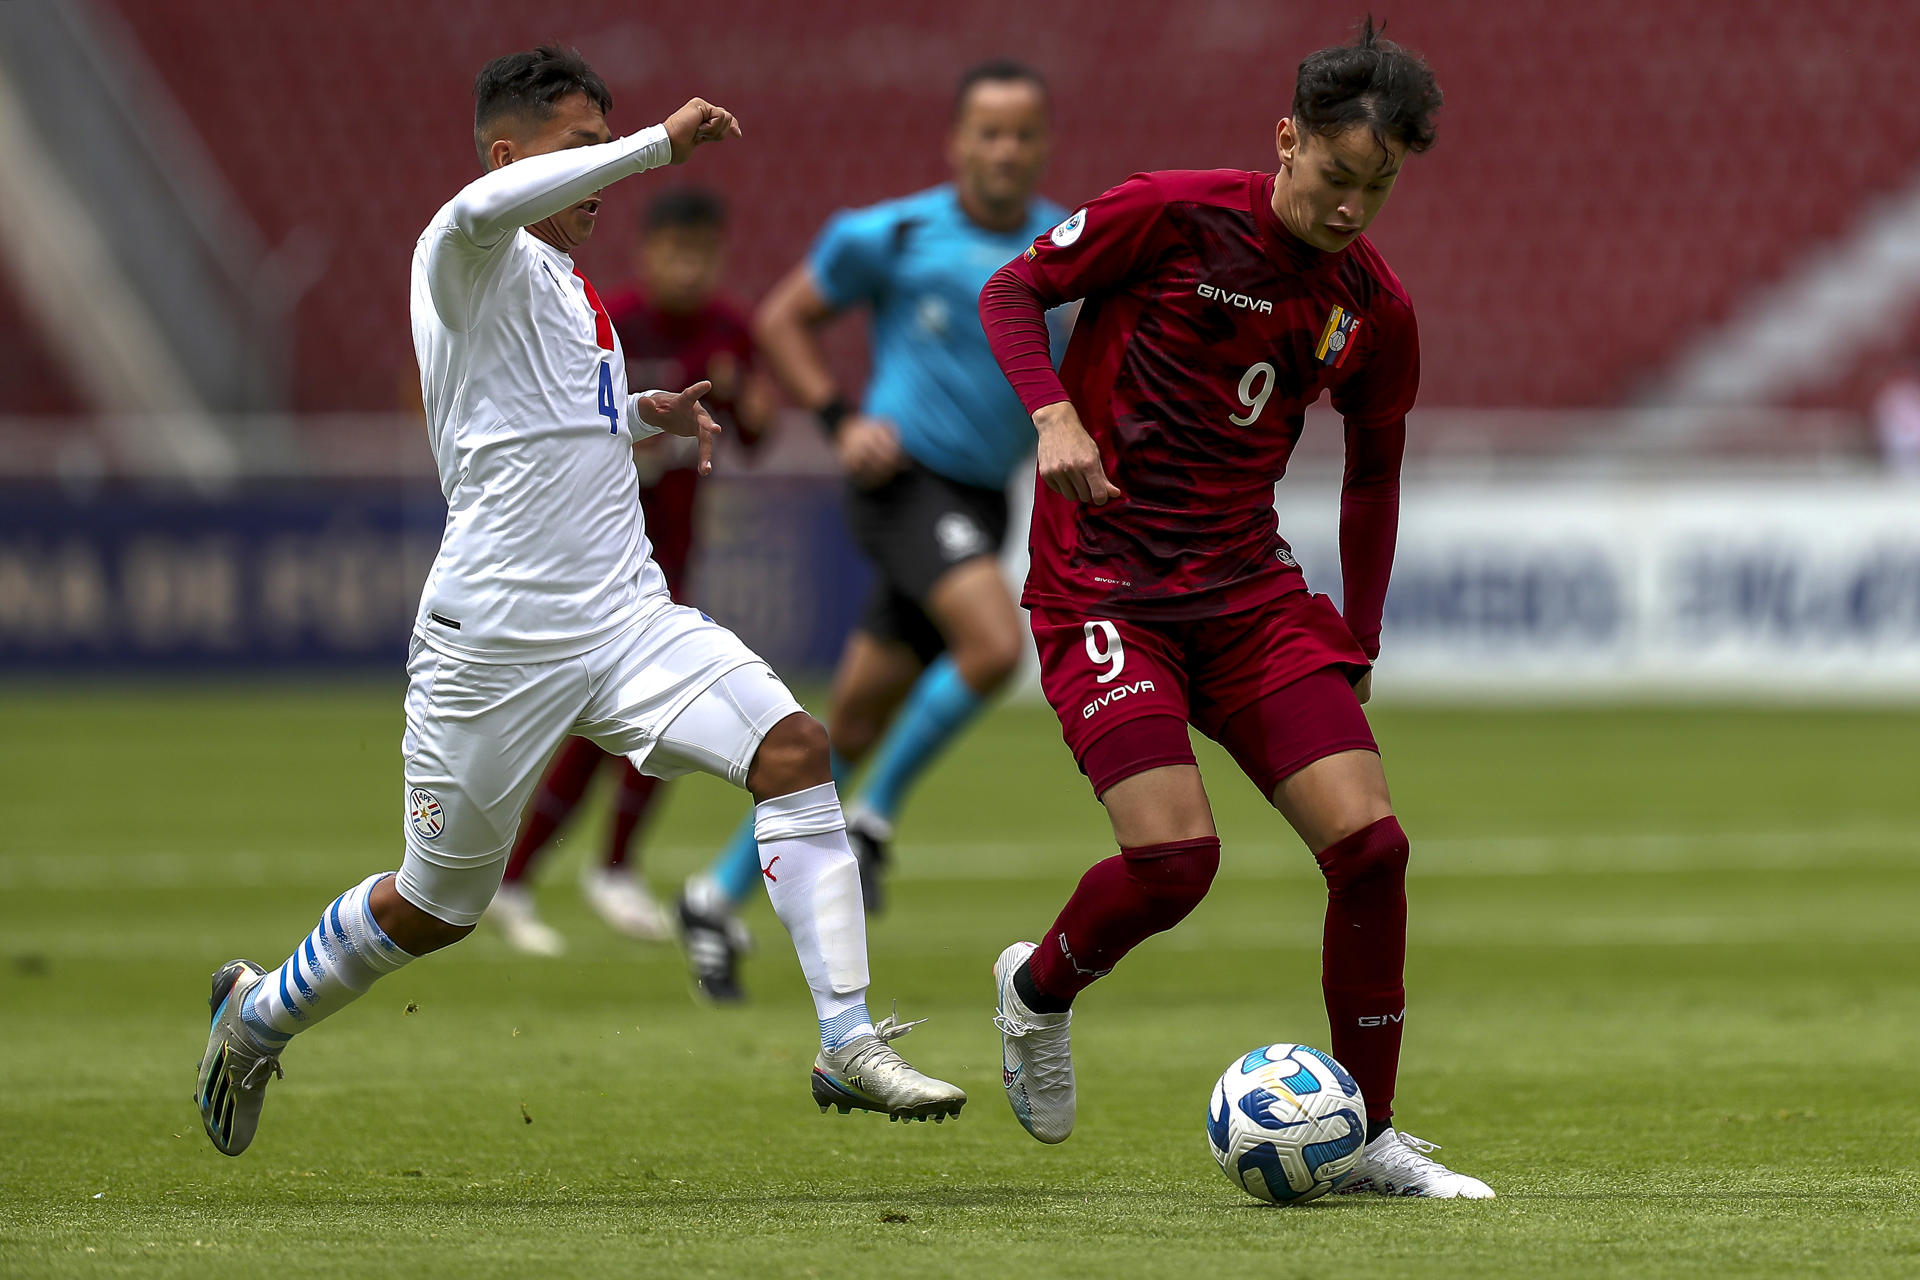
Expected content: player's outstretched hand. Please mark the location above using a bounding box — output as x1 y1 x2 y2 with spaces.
1034 401 1122 506
664 99 742 164
837 415 905 488
637 381 721 475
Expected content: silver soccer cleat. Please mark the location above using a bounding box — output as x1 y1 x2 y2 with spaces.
992 941 1076 1144
194 959 283 1157
810 1005 966 1122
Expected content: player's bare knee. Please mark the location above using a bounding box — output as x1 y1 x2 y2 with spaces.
1275 785 1395 856
1099 758 1215 848
1332 782 1397 839
747 711 832 799
953 628 1022 694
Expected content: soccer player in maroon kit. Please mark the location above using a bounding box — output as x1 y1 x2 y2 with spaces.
978 22 1492 1197
486 189 772 955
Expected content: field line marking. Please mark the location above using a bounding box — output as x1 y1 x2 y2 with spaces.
3 825 1919 889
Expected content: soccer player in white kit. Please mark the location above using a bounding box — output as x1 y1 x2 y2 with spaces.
194 47 965 1156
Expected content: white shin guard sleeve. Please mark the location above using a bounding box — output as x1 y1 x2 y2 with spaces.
754 783 870 998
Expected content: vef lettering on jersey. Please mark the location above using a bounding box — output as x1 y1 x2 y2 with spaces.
1315 305 1362 367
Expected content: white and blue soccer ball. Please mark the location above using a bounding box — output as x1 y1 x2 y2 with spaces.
1207 1043 1367 1204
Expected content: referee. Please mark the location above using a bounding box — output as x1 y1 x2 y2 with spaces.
677 59 1069 999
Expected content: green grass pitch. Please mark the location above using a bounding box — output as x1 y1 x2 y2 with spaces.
2 684 1917 1278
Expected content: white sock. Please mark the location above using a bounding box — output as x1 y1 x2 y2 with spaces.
241 872 414 1048
753 782 873 1048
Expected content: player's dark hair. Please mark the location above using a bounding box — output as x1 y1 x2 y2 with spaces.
953 58 1049 120
472 46 613 167
643 188 727 234
1291 16 1441 155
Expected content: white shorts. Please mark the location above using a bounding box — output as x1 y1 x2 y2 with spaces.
395 603 805 926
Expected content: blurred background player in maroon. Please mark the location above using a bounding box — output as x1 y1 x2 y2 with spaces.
486 189 773 955
979 21 1491 1197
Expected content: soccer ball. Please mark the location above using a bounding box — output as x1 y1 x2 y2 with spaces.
1206 1043 1367 1204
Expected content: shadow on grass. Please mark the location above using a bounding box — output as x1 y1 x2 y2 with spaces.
381 1184 1390 1214
1500 1191 1900 1202
64 1184 1164 1216
651 1184 1142 1212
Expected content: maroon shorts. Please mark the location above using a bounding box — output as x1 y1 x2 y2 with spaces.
1031 591 1378 798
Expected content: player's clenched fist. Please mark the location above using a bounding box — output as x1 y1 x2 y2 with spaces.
837 416 905 488
1034 401 1123 506
665 99 743 163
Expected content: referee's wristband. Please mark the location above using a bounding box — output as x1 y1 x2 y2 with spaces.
814 397 851 438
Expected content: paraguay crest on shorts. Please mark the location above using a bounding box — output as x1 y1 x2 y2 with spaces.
1315 305 1362 368
408 787 445 840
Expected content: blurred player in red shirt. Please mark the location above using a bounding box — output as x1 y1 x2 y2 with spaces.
486 189 772 955
979 21 1491 1197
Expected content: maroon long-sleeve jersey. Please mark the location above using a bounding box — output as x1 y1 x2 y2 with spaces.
979 168 1416 657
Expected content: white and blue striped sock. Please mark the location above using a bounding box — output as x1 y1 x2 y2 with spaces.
819 1002 876 1051
240 872 413 1049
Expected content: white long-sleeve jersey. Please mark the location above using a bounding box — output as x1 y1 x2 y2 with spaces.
409 124 676 663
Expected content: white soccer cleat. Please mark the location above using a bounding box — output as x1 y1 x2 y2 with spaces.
485 884 567 956
194 959 282 1157
1335 1126 1495 1199
992 941 1076 1144
582 868 673 942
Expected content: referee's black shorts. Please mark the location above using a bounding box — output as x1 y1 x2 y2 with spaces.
843 458 1010 664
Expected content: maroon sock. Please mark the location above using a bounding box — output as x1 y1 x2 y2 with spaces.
502 738 607 884
1025 837 1220 1005
1316 816 1410 1122
604 763 662 871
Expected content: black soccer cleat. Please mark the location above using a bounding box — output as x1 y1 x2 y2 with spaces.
846 811 892 917
676 888 749 1004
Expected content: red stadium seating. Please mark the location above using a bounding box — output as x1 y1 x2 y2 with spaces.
10 0 1920 417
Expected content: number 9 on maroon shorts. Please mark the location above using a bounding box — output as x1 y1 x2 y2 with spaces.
1031 591 1378 798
